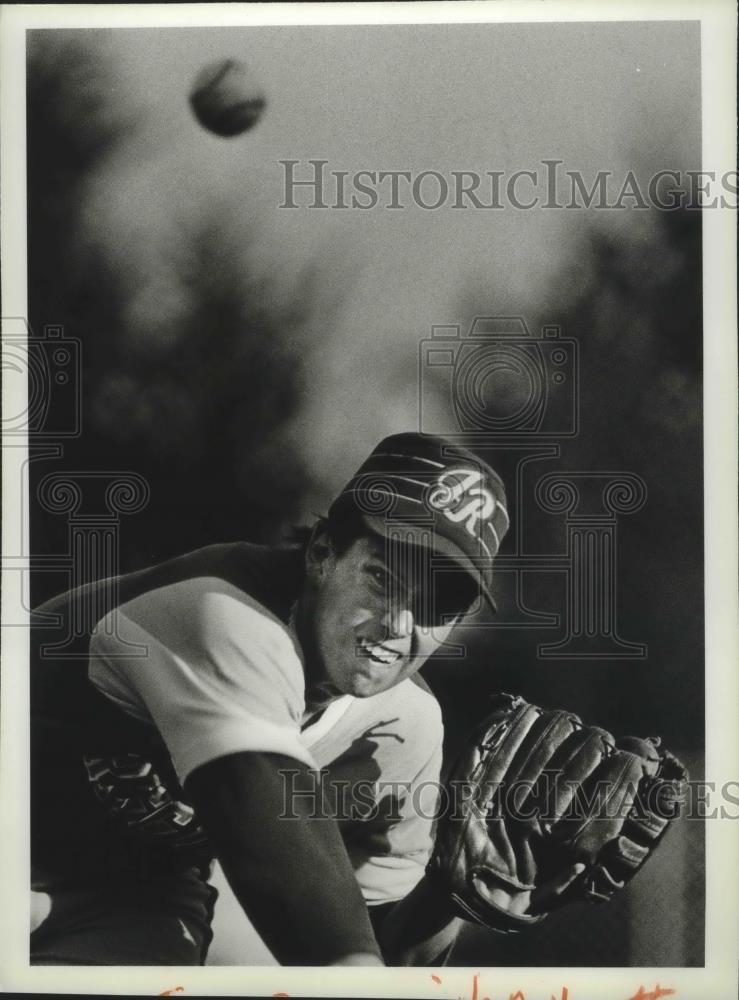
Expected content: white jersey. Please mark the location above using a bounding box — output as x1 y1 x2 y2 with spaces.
89 573 444 908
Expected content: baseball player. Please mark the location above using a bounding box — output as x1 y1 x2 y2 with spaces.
30 432 685 966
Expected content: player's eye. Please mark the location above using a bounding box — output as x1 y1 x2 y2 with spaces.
367 564 389 588
412 572 479 627
366 563 409 606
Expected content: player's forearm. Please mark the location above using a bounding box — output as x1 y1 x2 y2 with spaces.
186 751 383 966
375 874 462 966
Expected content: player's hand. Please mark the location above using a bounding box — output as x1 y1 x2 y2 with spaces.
482 862 586 917
30 890 51 933
330 952 385 966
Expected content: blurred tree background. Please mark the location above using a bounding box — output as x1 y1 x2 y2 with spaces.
26 25 704 966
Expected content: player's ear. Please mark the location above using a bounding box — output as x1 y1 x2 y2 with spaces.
305 520 335 580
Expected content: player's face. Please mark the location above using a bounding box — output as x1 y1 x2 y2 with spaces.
300 530 476 699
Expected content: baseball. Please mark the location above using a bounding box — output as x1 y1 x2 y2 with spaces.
189 58 266 137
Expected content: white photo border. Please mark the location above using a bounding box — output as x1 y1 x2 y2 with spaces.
1 2 736 997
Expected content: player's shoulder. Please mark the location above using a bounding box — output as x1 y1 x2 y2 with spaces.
35 539 303 637
97 538 300 649
407 670 443 714
91 572 307 724
118 539 303 610
384 672 443 745
117 573 300 664
412 676 443 739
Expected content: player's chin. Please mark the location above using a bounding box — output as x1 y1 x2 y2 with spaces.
343 661 411 697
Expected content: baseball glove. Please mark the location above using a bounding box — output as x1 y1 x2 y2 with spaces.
427 693 688 933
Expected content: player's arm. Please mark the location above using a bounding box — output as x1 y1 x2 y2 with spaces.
89 581 384 965
185 750 383 966
370 868 584 966
369 875 462 966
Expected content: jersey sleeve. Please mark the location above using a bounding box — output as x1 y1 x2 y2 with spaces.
88 577 315 781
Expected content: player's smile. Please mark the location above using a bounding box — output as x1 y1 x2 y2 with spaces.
351 634 415 691
356 639 404 666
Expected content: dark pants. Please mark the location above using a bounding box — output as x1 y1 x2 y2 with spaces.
30 869 217 966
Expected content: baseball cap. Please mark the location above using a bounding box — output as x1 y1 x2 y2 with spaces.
327 432 509 612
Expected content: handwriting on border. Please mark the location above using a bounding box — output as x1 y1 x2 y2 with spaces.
427 973 675 1000
267 978 676 1000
